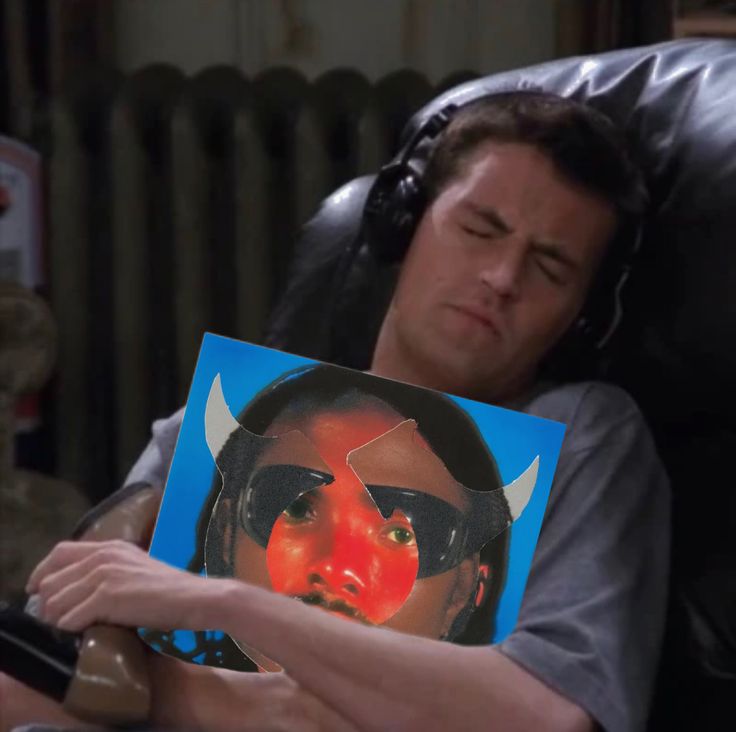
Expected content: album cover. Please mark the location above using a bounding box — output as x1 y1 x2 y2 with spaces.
142 333 565 671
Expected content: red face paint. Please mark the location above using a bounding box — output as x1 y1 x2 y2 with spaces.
265 410 420 625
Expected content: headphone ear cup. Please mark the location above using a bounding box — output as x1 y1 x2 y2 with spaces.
363 165 427 263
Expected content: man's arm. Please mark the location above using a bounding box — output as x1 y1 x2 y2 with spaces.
1 598 590 732
29 540 593 732
211 575 594 732
0 659 358 732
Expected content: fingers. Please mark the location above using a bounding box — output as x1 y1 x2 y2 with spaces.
26 540 88 593
26 539 216 635
27 539 142 594
29 540 147 630
39 569 105 628
56 589 107 632
34 550 105 616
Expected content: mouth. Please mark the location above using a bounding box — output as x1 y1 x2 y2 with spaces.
295 592 374 626
446 304 503 339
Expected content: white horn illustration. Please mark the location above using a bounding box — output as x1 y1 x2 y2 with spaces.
502 456 539 521
205 373 241 460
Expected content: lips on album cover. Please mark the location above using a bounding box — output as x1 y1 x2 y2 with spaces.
141 333 565 671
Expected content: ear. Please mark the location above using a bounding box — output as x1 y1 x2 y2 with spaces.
440 554 480 638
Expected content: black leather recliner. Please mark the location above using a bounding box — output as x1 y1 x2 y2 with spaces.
265 39 736 729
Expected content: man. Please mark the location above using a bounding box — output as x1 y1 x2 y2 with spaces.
1 92 669 732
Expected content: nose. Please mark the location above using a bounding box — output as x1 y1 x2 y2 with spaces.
478 238 525 301
306 527 372 600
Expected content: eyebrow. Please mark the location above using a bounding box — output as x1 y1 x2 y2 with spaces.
462 202 514 234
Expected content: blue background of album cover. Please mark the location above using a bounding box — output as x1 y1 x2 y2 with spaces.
149 332 565 650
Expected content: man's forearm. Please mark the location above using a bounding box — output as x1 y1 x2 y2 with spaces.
212 579 594 732
0 658 355 732
148 653 357 732
26 541 594 731
0 593 590 732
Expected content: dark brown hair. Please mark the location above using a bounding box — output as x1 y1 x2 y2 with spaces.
423 91 647 221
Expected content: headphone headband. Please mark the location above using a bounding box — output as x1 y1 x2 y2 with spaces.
396 103 459 166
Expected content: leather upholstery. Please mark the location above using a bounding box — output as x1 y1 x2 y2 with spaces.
266 39 736 728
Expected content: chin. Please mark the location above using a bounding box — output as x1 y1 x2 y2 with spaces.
434 356 498 397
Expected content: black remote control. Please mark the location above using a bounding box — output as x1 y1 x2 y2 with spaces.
0 602 80 702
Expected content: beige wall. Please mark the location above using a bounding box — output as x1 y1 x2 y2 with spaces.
113 0 558 81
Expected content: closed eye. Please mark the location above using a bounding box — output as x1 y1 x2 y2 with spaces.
534 255 566 285
531 241 577 286
460 224 500 240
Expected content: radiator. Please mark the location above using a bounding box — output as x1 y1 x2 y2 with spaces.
44 64 467 500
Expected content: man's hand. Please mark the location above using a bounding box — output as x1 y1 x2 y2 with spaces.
27 539 221 633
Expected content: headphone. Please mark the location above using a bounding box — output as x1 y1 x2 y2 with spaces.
337 93 646 360
360 103 459 264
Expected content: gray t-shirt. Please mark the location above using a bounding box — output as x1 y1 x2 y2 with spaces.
499 381 670 732
123 379 670 732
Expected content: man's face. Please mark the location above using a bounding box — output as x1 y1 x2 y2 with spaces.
224 405 478 640
372 141 617 401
